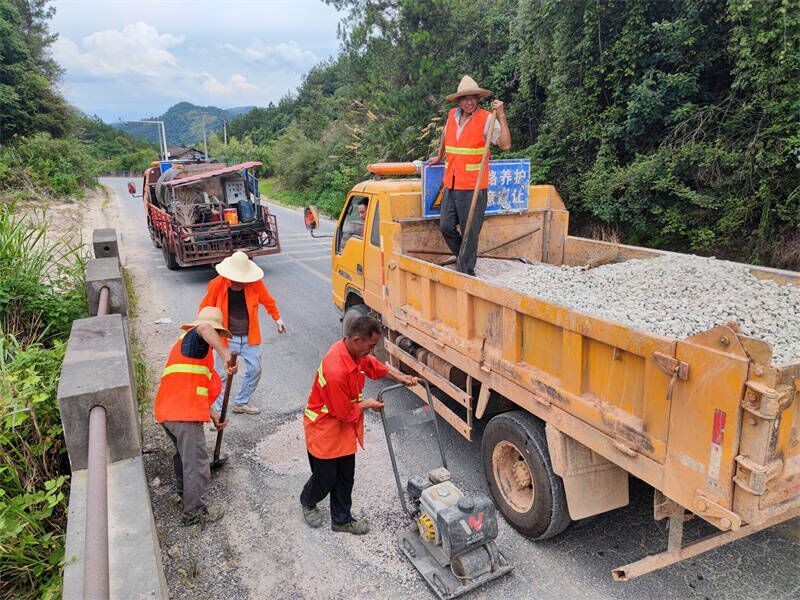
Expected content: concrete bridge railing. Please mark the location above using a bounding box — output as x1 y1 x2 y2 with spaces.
58 229 167 599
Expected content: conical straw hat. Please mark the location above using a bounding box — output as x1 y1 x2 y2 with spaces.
446 75 491 102
180 306 232 338
215 251 264 283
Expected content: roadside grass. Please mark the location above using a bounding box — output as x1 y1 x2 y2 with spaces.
123 268 153 417
0 203 89 599
258 177 308 210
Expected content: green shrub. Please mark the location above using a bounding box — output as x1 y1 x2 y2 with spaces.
8 134 98 198
0 202 89 598
0 203 88 343
0 335 68 600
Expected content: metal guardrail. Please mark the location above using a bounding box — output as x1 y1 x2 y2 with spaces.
85 286 110 599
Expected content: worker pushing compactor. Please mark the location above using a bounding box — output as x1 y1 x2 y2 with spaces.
300 315 418 534
428 75 511 275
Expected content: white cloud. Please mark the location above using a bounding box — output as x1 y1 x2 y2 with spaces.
201 73 259 96
220 40 318 70
48 4 341 120
53 22 184 78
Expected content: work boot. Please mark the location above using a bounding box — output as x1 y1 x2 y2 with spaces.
181 505 224 527
302 505 324 528
232 404 261 415
331 517 370 535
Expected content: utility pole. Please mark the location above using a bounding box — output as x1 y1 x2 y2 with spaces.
125 119 168 160
201 115 209 161
223 120 228 146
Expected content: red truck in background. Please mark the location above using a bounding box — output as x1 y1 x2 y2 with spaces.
129 160 280 269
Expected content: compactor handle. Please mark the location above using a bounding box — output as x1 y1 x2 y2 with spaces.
378 379 448 517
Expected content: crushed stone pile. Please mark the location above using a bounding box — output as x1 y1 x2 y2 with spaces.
474 254 800 365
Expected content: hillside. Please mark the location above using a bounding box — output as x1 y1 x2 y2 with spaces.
117 102 255 146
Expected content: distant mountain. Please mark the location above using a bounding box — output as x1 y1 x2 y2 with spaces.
115 102 255 146
226 106 256 117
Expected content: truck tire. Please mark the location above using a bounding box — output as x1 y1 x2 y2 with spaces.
162 236 178 270
481 411 571 540
341 303 369 337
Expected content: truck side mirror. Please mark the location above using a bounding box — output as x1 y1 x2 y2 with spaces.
304 205 319 231
127 182 136 195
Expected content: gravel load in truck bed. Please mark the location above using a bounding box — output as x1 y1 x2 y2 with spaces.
474 254 800 365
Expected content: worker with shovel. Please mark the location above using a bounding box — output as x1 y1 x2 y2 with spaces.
300 315 418 534
429 75 511 275
154 307 238 526
200 251 286 416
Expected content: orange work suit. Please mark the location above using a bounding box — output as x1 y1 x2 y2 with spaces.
199 275 280 346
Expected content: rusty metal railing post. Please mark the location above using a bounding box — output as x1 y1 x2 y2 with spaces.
84 405 109 599
97 286 110 316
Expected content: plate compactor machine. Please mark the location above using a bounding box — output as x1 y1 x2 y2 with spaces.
378 382 513 599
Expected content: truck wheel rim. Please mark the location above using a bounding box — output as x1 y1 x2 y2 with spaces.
492 441 534 513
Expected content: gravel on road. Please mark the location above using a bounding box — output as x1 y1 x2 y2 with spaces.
475 254 800 365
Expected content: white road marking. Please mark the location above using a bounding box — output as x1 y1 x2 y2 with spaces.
279 254 332 283
278 246 332 256
268 254 330 265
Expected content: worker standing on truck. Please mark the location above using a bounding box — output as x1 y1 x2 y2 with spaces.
154 307 237 526
200 251 286 416
300 316 418 534
429 75 511 275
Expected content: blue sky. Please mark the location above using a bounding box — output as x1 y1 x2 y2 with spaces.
50 0 342 122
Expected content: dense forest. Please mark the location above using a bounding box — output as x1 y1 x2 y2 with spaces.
0 0 155 200
223 0 800 269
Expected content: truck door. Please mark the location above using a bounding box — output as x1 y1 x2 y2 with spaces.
332 194 367 307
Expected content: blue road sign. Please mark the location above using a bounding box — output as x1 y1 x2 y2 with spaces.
421 159 530 217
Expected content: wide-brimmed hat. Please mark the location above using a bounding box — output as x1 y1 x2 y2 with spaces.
215 251 264 283
180 306 232 338
447 75 491 102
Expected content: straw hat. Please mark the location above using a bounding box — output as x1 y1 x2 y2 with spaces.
215 251 264 283
181 306 232 338
446 75 491 102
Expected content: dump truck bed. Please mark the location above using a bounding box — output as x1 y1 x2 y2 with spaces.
373 183 799 536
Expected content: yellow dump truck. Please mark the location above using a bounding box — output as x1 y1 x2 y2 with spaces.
306 169 800 579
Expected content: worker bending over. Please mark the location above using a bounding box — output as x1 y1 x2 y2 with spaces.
200 251 286 416
429 75 511 275
154 307 237 526
300 316 417 534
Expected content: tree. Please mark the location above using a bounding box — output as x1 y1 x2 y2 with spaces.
0 0 68 141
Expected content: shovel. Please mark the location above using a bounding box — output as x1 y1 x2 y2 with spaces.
456 109 497 274
211 352 238 470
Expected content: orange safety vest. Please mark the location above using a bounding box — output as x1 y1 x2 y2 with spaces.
154 330 222 423
443 107 491 191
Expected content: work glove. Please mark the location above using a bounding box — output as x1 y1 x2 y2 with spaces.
275 318 287 334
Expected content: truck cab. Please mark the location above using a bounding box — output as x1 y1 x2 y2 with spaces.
330 178 422 314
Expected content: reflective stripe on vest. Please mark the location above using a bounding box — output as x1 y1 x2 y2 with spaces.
351 392 363 404
304 404 329 422
196 386 208 397
317 363 327 387
163 363 212 379
445 145 485 155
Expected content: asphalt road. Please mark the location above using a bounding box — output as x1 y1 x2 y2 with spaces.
102 177 799 600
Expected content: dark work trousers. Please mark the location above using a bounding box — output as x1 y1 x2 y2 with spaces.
439 187 488 275
162 421 210 518
300 452 356 525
